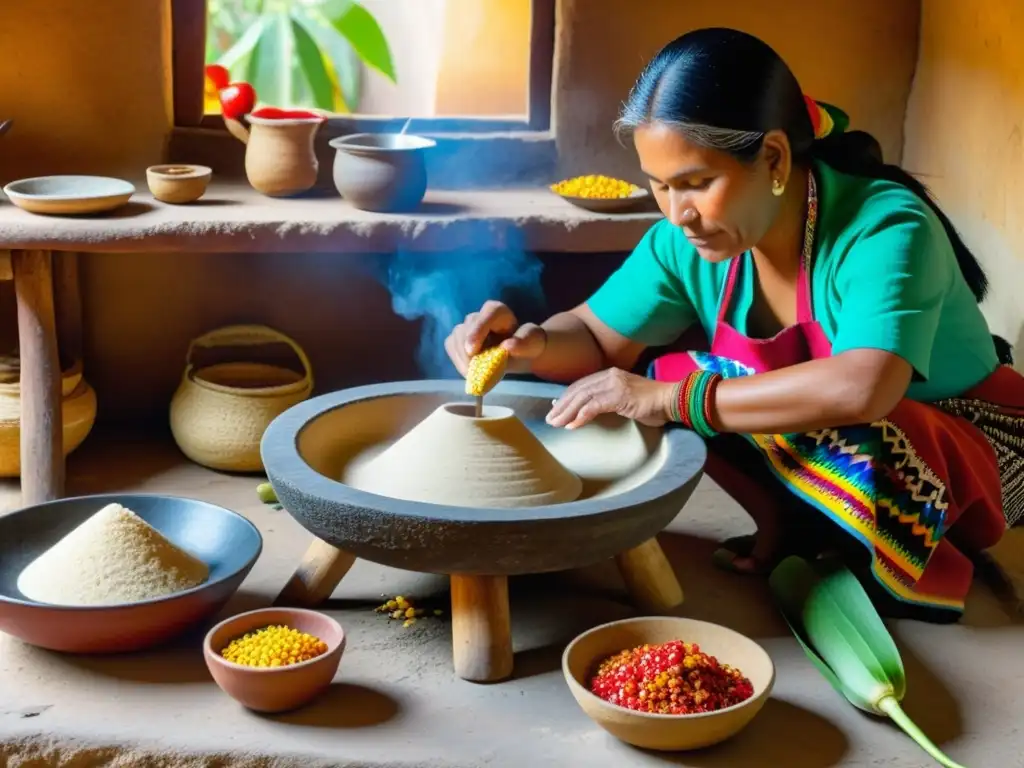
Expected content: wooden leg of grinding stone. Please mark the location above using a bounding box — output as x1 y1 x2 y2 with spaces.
615 537 685 614
450 574 513 682
12 250 63 506
275 537 357 607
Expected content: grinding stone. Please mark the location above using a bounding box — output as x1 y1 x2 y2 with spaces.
261 380 706 575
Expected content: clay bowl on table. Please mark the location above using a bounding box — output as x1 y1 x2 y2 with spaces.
563 616 775 751
146 164 212 204
329 132 437 213
204 607 346 713
0 493 262 653
552 186 651 214
261 379 706 576
3 175 135 215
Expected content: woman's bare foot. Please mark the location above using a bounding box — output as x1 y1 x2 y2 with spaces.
713 519 783 575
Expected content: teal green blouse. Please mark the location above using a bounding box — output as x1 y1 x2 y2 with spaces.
586 160 999 402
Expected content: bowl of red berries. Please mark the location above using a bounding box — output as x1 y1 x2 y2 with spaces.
562 616 774 751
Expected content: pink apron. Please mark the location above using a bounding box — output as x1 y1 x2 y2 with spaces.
648 173 1020 617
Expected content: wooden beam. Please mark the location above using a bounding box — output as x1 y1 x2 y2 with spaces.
171 0 207 128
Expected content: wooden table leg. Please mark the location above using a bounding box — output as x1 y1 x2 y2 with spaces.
450 574 513 683
615 537 685 613
12 250 63 506
275 536 357 607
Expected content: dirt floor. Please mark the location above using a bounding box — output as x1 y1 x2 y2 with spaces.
1 431 1021 767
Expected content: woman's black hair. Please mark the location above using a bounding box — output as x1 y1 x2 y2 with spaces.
617 28 1014 362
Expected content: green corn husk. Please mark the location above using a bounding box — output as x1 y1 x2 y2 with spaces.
769 556 967 768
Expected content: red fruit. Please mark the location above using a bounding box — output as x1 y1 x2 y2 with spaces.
219 82 256 120
205 64 230 91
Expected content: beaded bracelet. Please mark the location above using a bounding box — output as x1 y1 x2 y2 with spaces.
671 371 722 439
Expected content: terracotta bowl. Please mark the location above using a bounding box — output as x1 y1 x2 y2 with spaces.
562 616 775 751
146 164 212 204
204 607 346 713
0 493 262 653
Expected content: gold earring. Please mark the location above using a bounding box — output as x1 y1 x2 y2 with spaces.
771 178 785 197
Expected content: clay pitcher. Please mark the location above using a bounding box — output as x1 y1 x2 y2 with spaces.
224 112 325 197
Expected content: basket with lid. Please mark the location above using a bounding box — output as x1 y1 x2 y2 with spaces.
170 325 313 472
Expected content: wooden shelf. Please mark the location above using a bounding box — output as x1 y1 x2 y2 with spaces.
0 183 661 254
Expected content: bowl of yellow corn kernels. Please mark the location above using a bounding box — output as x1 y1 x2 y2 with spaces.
203 606 346 713
549 174 650 213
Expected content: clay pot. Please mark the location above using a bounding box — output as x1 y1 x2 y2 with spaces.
225 114 325 197
0 361 97 477
329 133 436 212
562 616 775 751
204 607 346 713
146 164 211 204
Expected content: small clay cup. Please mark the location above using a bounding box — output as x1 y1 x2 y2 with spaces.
562 616 774 751
204 607 346 713
330 133 436 213
146 164 212 204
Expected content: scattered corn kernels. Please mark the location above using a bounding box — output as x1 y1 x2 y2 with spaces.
465 346 508 397
375 595 444 627
220 624 329 668
551 175 639 199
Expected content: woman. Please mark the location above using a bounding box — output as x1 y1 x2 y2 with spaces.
444 28 1024 623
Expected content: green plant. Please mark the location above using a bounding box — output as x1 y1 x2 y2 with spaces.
770 556 967 768
206 0 396 114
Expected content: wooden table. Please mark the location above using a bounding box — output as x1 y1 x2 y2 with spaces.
0 183 660 510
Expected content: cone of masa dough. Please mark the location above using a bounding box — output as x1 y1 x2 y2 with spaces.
345 403 583 508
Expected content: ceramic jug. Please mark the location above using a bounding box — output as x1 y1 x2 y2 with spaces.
225 112 325 197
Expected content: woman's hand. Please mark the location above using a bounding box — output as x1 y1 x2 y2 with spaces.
445 300 547 376
546 368 675 429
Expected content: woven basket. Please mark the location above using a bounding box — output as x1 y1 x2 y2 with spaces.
0 361 98 477
170 324 314 472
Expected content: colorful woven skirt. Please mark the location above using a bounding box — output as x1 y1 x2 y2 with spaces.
650 353 1024 617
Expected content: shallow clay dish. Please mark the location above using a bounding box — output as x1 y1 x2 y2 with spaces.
552 186 650 213
0 493 262 653
3 175 135 215
146 164 212 204
562 616 775 751
204 607 346 713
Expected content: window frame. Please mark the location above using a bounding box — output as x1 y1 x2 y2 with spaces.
171 0 556 134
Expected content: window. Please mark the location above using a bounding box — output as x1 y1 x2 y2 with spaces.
172 0 554 133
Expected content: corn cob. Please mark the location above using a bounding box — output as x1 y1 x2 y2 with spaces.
464 346 509 397
770 556 967 768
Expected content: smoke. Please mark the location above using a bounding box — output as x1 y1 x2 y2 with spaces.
384 245 546 378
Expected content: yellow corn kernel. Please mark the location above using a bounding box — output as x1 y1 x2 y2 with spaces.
465 346 508 396
550 174 639 199
219 624 329 668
